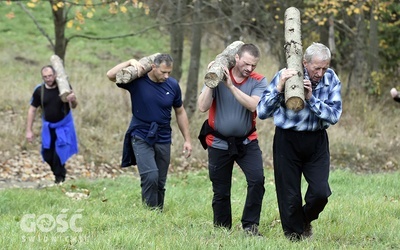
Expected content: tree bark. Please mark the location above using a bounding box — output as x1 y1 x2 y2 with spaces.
348 2 368 89
115 53 160 84
227 0 242 44
50 54 71 102
284 7 304 112
369 3 379 72
184 0 203 119
204 41 244 88
328 14 338 71
169 0 184 81
50 0 68 61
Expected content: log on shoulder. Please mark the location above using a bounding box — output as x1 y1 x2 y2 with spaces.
284 7 304 112
116 53 161 84
50 55 71 103
204 41 244 88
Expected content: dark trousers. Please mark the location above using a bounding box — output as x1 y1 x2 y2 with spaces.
42 128 66 182
132 136 171 210
273 127 331 235
207 140 265 229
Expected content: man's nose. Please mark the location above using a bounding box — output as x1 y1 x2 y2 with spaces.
317 69 324 76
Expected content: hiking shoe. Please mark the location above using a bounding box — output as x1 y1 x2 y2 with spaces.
55 176 65 184
243 224 263 237
285 232 301 242
302 222 313 239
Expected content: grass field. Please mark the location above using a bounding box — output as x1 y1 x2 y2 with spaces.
1 169 399 249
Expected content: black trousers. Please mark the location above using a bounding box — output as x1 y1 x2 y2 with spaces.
273 127 331 235
207 140 265 229
42 128 66 182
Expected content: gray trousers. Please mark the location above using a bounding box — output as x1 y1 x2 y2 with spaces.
131 136 171 209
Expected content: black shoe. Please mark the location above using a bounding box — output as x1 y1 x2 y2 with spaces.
302 222 313 239
243 225 263 237
55 176 65 184
285 232 302 242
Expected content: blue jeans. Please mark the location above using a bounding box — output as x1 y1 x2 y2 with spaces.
132 136 171 209
207 140 265 229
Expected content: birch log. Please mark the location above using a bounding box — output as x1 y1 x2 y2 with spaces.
116 53 161 84
204 41 244 88
284 7 304 112
50 55 71 103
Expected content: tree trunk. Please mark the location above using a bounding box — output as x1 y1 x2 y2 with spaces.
169 0 184 81
183 0 202 119
284 7 304 112
227 0 242 44
348 2 368 89
50 0 68 61
204 41 244 88
369 3 379 72
328 14 338 72
50 54 71 102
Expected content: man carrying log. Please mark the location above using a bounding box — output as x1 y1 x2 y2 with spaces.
257 42 342 241
26 65 78 184
106 53 192 211
198 43 267 236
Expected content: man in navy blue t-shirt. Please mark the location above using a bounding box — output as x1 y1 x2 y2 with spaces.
107 54 192 210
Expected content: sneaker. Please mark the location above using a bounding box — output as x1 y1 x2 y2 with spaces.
243 224 263 237
302 222 313 239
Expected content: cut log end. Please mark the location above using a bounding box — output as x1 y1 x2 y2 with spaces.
59 90 72 103
204 72 219 88
286 96 304 112
115 53 159 84
204 41 243 88
116 66 138 84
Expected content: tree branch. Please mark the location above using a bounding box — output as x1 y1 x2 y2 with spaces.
17 1 55 49
334 19 356 37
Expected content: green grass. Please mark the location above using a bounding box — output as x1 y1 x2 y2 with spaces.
1 168 399 249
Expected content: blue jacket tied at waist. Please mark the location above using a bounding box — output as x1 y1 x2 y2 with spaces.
121 116 171 168
41 111 78 165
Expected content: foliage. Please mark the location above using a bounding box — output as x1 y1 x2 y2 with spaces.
6 0 150 30
4 0 399 95
302 0 399 75
363 71 386 96
377 2 400 70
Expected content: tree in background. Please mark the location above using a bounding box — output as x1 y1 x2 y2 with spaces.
4 0 399 100
302 0 399 96
4 0 151 61
184 0 203 117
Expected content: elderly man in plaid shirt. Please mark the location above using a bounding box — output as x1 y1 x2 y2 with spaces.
257 42 342 241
